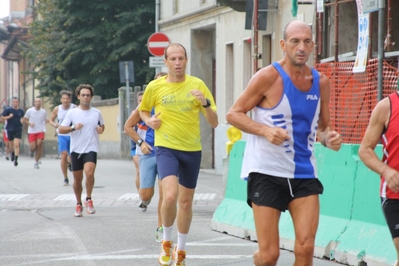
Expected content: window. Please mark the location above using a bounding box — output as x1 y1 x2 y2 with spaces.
226 43 234 114
173 0 179 14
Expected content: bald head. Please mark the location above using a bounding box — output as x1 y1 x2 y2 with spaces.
283 20 311 41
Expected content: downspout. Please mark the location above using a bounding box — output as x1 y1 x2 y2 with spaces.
334 0 339 62
386 0 392 51
368 12 373 59
377 0 385 101
316 11 323 63
253 0 259 74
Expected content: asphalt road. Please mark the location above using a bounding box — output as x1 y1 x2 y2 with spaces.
0 155 343 266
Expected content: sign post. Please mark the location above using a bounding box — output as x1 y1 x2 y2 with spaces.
119 61 134 113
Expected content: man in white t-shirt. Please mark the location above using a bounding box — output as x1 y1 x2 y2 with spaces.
23 98 49 169
49 90 76 186
59 84 105 218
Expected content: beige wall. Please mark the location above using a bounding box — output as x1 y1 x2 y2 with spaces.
36 97 122 158
92 102 120 142
10 0 28 11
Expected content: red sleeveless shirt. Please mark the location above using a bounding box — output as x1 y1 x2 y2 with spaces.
381 92 399 199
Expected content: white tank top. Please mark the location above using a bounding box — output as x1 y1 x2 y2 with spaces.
57 103 75 136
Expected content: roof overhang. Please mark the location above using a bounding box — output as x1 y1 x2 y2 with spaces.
217 0 246 12
1 36 28 61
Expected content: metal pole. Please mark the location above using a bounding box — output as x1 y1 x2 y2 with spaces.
155 0 161 75
253 0 259 74
377 0 385 101
125 62 130 114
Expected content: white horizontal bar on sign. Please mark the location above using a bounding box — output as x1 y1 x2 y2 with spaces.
148 41 169 48
0 194 29 201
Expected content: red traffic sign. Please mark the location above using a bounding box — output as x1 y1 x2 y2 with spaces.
147 32 170 57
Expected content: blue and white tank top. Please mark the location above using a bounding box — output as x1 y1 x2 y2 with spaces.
57 103 76 136
136 108 155 156
240 62 321 180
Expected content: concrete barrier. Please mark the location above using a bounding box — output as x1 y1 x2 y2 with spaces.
211 142 397 266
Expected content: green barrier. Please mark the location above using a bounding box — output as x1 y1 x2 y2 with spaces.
211 142 397 265
212 141 256 240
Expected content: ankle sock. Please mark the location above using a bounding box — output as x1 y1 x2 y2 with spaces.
162 225 173 241
177 232 188 251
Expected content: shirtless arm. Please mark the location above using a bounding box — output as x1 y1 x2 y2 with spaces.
316 74 342 151
359 98 399 192
226 66 290 145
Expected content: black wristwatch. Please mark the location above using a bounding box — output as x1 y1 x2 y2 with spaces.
137 139 144 146
71 125 75 131
202 98 211 108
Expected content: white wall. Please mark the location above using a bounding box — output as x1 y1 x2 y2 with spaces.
158 0 315 173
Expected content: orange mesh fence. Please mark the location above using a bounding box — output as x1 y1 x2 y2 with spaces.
315 58 399 144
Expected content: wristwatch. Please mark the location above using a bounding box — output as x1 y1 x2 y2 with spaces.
137 139 144 146
202 98 211 108
71 125 75 131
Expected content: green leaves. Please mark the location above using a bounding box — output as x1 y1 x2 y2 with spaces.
24 0 155 106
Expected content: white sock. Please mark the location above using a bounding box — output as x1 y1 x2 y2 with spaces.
163 225 173 241
177 232 188 251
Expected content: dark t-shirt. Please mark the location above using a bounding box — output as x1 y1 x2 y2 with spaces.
1 107 25 132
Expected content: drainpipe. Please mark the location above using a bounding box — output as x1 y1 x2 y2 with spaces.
253 0 259 74
386 0 392 51
316 12 323 63
377 0 385 101
334 0 339 62
155 0 161 74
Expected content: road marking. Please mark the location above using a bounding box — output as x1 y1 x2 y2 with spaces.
0 193 217 202
53 194 86 201
117 193 140 201
0 194 29 201
194 193 216 200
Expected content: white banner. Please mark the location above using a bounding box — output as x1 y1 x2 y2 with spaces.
353 0 369 73
317 0 324 13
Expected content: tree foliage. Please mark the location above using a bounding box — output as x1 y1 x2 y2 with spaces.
24 0 155 106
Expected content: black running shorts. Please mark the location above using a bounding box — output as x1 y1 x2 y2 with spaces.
70 151 97 171
247 172 324 212
381 198 399 239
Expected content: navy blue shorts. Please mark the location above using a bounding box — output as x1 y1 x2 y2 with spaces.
71 151 97 171
7 130 22 141
247 172 324 212
155 146 201 189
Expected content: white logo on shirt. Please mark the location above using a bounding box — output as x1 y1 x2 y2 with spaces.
306 95 319 100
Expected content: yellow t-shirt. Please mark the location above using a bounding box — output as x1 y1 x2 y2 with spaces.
139 74 217 151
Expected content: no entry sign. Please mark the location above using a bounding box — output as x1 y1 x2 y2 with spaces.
147 32 170 57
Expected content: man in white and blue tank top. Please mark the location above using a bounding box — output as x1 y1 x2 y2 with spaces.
50 90 76 186
226 20 342 266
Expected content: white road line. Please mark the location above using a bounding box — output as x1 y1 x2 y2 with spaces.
53 194 86 201
0 193 217 201
0 194 29 201
117 193 140 201
194 193 216 200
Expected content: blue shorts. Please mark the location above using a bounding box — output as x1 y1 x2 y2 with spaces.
155 146 201 189
58 135 71 154
139 155 158 188
131 148 137 157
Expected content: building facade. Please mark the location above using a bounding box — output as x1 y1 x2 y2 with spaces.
157 0 314 173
